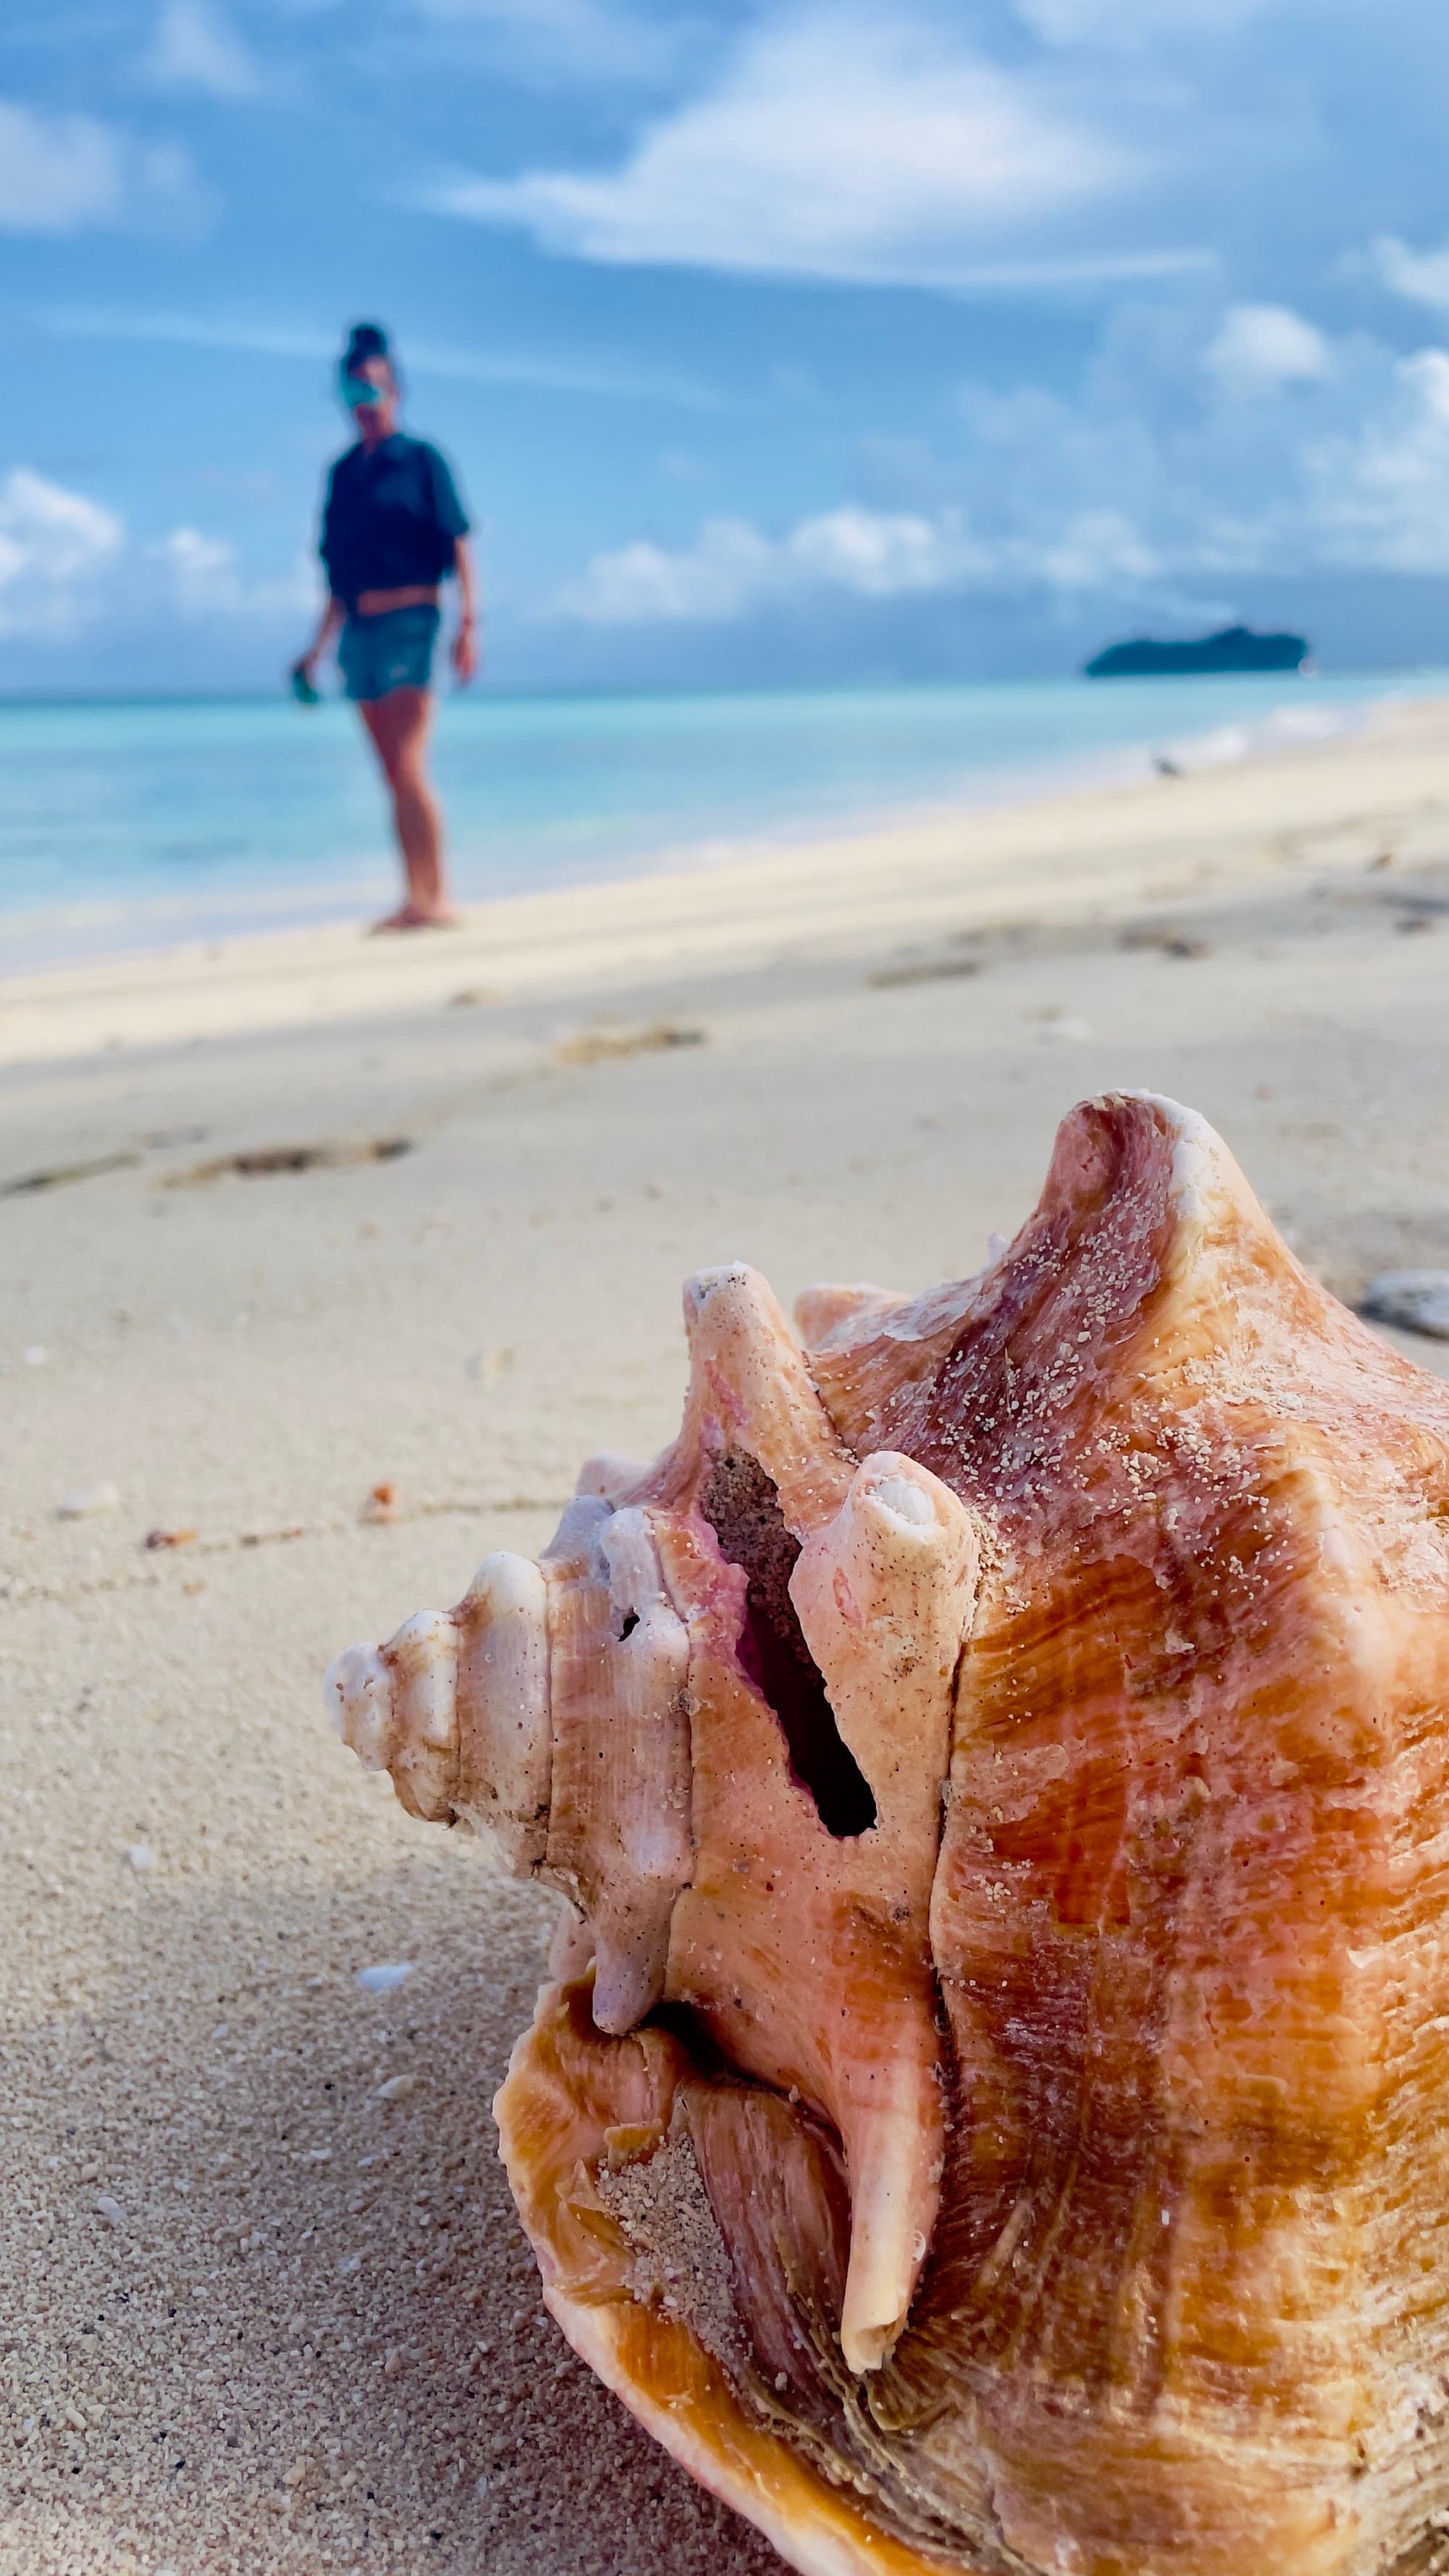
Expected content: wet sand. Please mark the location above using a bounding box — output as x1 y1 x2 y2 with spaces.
6 695 1449 2574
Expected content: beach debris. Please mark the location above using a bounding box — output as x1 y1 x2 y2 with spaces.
448 987 495 1008
465 1345 514 1381
164 1137 412 1187
1398 912 1435 934
867 955 982 989
324 1090 1449 2576
552 1022 706 1068
56 1481 120 1521
125 1843 154 1872
143 1526 199 1550
1 1151 140 1199
93 2194 125 2228
1032 1009 1093 1040
360 1481 399 1524
375 2072 418 2102
1119 922 1211 958
1360 1269 1449 1339
1369 850 1394 871
354 1962 414 1994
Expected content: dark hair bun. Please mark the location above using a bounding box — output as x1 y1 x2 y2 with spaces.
343 321 392 369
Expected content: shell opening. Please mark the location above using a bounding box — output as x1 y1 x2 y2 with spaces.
701 1450 877 1839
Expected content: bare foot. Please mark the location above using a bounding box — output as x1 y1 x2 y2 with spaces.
368 903 461 934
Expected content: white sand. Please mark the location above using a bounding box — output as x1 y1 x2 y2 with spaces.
6 694 1449 2575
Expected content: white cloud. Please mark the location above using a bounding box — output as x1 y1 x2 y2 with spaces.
555 509 976 626
405 0 682 88
1205 303 1331 394
950 323 1449 587
1025 507 1161 590
0 101 125 233
787 506 972 596
554 500 1163 624
559 520 774 624
0 470 125 637
1360 234 1449 317
0 463 317 643
1298 349 1449 574
149 526 314 618
0 96 209 235
424 7 1170 290
138 0 263 101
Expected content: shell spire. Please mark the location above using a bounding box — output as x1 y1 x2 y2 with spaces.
326 1092 1449 2576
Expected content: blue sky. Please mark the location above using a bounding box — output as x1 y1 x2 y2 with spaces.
5 0 1449 692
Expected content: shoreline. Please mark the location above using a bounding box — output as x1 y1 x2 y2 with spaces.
3 687 1448 1071
0 667 1434 984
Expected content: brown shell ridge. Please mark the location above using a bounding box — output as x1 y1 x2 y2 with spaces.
653 1261 985 2374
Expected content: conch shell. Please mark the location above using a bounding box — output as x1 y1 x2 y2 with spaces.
325 1092 1449 2576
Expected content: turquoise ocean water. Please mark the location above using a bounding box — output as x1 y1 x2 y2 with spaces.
1 669 1444 971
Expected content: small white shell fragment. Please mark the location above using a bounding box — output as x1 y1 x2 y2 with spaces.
1361 1270 1449 1340
355 1961 414 1994
125 1843 154 1872
57 1481 120 1520
376 2072 417 2102
94 2194 125 2227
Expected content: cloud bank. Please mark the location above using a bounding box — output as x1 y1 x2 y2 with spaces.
555 304 1449 629
0 467 312 642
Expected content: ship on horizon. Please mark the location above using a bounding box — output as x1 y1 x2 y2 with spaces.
1084 623 1311 679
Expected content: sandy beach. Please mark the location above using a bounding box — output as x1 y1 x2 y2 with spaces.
9 690 1449 2576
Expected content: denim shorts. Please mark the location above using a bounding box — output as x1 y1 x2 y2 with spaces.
338 604 440 703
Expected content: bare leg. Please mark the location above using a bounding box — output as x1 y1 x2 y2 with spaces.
358 687 459 929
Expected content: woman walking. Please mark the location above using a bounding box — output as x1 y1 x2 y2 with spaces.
294 322 478 932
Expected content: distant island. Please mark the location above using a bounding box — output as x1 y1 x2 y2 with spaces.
1083 624 1311 679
